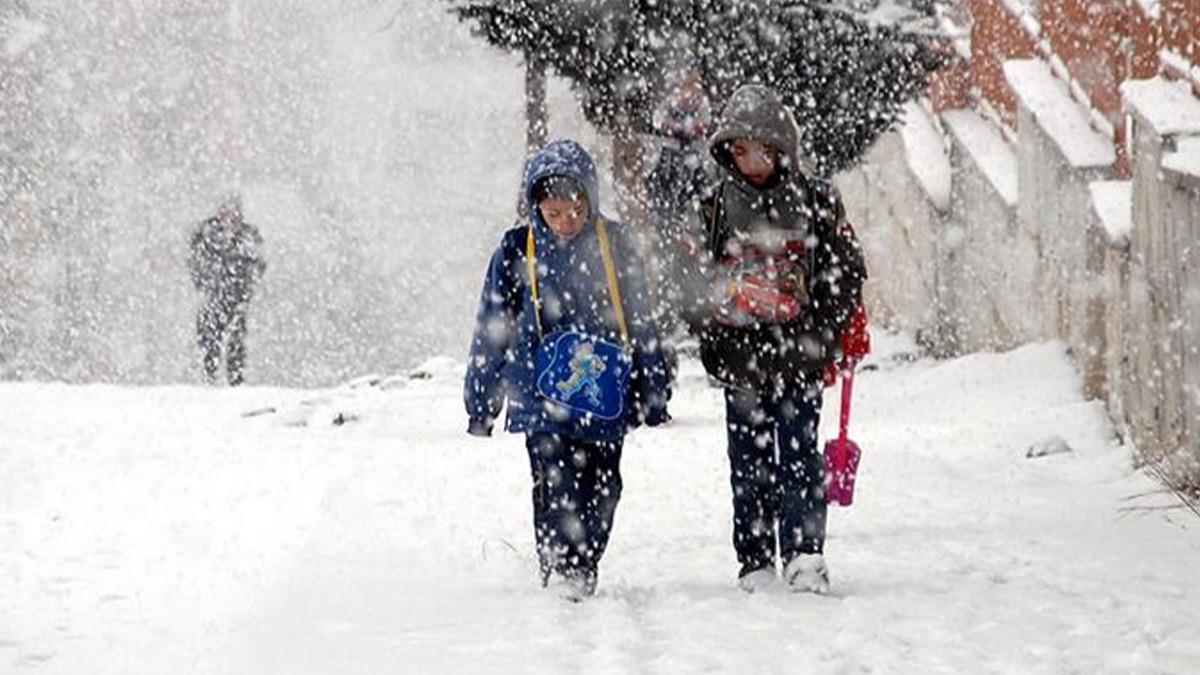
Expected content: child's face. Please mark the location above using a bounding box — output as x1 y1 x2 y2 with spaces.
539 196 589 240
730 138 779 186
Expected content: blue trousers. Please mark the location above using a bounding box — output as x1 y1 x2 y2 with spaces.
724 383 825 574
525 434 624 585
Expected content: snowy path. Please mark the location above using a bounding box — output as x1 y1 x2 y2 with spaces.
4 336 1199 673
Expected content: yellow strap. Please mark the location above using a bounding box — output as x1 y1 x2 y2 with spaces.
525 218 629 348
595 219 631 349
526 224 542 337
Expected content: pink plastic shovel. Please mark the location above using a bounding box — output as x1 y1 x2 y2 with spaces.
824 363 862 507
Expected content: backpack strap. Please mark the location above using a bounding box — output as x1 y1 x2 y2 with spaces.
525 218 630 349
703 182 728 259
803 177 828 275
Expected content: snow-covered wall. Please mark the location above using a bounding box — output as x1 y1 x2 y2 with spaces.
838 125 942 348
1120 79 1200 480
841 103 1030 356
1007 59 1114 384
942 108 1028 351
852 71 1200 485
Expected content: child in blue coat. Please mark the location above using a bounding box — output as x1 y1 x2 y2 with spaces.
464 139 671 600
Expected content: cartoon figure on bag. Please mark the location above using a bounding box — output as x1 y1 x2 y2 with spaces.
556 341 607 406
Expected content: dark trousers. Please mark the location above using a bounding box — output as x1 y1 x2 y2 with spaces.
525 433 624 586
197 299 248 386
724 383 825 574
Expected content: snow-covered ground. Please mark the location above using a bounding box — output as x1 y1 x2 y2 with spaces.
4 335 1199 673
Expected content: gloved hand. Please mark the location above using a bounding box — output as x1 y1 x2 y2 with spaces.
842 305 871 362
644 407 672 427
823 305 870 388
467 418 493 437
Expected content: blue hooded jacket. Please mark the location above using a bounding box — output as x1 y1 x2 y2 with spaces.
464 140 671 441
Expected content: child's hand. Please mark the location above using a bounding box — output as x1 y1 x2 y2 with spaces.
644 408 671 427
467 419 493 437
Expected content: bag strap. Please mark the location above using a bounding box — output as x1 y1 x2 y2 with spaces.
525 218 630 348
526 225 543 337
595 219 631 348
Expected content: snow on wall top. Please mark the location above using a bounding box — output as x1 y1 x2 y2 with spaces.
1133 0 1161 20
2 18 46 59
898 102 952 212
999 0 1042 39
1162 137 1200 180
941 109 1018 207
1004 59 1115 169
1121 77 1200 137
1088 180 1132 247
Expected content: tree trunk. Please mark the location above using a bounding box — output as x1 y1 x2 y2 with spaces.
519 57 548 217
610 123 649 233
525 57 548 157
612 120 672 323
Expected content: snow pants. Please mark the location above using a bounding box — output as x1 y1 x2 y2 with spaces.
525 433 624 588
724 383 825 575
197 298 249 386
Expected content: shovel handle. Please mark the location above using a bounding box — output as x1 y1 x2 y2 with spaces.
838 360 855 442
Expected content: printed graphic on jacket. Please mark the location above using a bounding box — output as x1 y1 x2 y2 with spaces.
716 228 812 326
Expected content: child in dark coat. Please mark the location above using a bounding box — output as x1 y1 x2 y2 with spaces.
464 139 671 600
691 84 867 594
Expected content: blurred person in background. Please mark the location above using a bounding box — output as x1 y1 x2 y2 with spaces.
187 193 266 386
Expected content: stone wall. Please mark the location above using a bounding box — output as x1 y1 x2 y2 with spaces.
838 131 943 349
848 75 1200 488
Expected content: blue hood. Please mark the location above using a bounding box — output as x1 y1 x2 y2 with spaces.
522 139 601 230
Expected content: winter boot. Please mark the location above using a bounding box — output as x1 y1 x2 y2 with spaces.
784 553 830 594
736 564 777 594
546 569 597 602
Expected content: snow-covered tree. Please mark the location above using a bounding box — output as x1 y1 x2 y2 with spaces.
451 0 946 179
691 0 946 176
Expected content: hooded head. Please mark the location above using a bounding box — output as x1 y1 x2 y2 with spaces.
709 84 803 187
522 139 601 240
216 191 243 228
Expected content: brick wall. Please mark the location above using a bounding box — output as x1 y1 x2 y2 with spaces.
1040 0 1126 117
939 0 1198 164
965 0 1037 127
1160 0 1199 64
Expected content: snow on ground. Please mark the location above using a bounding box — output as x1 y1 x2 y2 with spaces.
4 336 1199 673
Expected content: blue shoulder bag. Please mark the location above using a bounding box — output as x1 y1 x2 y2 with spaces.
527 220 633 422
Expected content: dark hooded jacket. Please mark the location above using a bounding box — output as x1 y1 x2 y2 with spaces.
463 140 671 441
188 218 266 304
696 85 866 393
